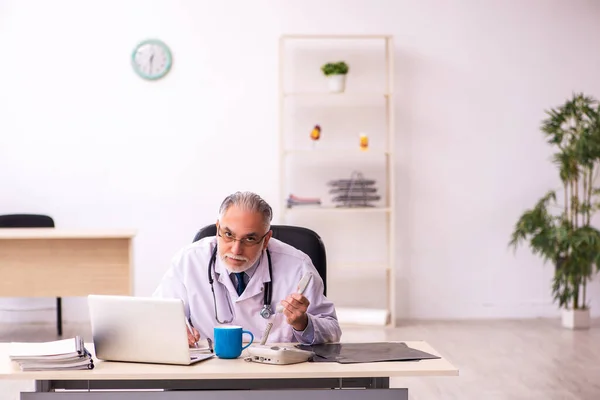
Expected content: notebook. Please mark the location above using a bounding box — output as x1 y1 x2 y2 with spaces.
9 336 94 371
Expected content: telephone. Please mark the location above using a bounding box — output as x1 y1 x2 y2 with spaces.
245 345 314 365
245 275 316 366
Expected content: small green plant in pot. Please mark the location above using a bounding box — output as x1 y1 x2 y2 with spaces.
509 93 600 329
321 61 349 93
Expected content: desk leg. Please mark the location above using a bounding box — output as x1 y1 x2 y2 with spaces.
56 297 62 336
370 377 390 388
34 381 52 392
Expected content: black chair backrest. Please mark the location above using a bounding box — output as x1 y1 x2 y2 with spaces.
193 224 327 295
0 214 55 228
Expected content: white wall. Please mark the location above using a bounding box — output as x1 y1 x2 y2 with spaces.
1 0 600 324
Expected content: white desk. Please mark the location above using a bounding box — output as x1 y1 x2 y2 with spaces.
0 229 135 335
0 341 458 399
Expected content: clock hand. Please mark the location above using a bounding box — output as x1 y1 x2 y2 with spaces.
149 53 154 74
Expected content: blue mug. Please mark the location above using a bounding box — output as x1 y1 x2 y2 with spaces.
214 325 254 359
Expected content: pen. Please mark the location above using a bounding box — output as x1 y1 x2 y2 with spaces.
185 318 199 348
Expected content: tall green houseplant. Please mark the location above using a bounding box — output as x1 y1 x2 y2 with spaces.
509 93 600 327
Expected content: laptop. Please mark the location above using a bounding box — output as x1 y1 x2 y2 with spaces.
88 295 213 365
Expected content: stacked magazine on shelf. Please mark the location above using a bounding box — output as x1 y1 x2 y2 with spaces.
286 193 322 208
9 336 94 371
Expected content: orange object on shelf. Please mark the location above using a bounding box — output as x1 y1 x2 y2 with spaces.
310 125 321 141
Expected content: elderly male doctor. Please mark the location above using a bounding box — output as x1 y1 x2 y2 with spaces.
153 191 341 346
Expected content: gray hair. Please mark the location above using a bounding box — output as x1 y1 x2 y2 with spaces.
218 191 273 230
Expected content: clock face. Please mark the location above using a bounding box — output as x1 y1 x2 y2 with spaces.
131 39 172 80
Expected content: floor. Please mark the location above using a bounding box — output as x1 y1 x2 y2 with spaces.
1 318 599 399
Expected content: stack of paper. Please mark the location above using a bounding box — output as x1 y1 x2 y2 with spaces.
9 336 94 371
327 173 381 208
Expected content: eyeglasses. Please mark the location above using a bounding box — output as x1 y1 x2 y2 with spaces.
217 227 269 247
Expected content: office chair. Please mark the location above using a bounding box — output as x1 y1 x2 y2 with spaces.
193 224 327 295
0 213 63 336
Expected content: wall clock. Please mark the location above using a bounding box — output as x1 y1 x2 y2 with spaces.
131 39 173 80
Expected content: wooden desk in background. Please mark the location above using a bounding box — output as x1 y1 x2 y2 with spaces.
0 341 459 399
0 229 135 334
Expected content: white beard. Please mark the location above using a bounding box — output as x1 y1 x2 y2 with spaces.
221 250 262 273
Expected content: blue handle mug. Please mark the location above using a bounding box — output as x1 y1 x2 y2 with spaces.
214 325 254 359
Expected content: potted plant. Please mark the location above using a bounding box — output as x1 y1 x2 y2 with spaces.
509 93 600 329
321 61 349 93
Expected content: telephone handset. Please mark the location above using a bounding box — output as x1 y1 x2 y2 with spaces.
275 272 313 314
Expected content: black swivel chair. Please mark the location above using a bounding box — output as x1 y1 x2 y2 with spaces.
193 224 327 295
0 214 63 336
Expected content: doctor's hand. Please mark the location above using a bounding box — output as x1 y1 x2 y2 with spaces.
280 293 310 331
187 326 200 348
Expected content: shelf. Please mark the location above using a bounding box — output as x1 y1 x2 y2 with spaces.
281 34 392 41
284 207 391 213
281 92 391 107
329 262 389 272
283 149 391 157
279 34 396 327
283 92 391 98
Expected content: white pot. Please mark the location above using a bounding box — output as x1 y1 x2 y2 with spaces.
327 74 347 93
561 308 590 329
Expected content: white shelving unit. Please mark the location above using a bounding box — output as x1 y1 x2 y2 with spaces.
278 34 396 327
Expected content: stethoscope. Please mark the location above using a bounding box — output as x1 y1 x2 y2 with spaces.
207 245 274 324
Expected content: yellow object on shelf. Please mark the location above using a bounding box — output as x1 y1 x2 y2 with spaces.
359 133 369 150
310 125 321 141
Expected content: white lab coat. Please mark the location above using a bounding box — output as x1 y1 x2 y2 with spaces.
152 236 342 345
